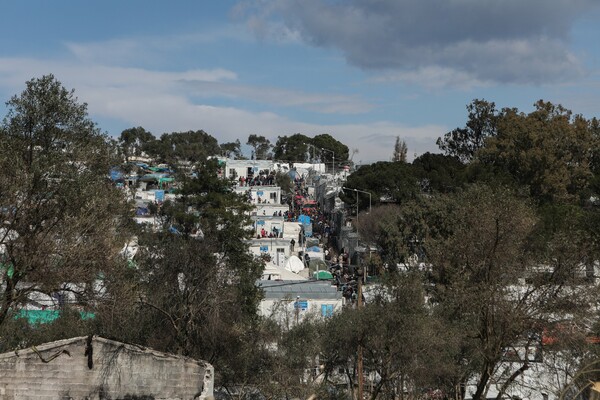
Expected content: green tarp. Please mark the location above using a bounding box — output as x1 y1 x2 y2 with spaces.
15 309 95 324
313 270 333 280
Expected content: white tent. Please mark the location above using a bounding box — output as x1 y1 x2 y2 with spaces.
262 262 306 281
284 255 305 273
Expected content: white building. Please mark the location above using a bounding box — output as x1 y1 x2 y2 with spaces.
234 185 282 205
221 159 275 180
249 237 293 267
258 280 344 328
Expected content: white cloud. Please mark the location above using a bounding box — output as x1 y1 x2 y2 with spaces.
0 57 442 162
180 80 374 114
371 66 491 91
64 26 251 65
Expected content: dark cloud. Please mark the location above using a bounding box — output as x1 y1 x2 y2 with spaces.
236 0 598 85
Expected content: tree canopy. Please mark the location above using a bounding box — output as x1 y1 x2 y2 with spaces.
273 133 349 164
437 99 498 163
392 136 408 162
0 74 130 328
342 161 419 211
478 101 595 204
118 126 155 161
144 129 220 164
273 133 311 162
311 133 350 164
220 139 243 159
247 134 272 160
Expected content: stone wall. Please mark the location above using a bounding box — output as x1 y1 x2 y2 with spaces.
0 336 214 400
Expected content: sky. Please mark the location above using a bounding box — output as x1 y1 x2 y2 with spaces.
1 0 599 163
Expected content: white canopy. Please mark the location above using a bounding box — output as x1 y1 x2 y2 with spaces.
284 255 305 273
263 262 306 281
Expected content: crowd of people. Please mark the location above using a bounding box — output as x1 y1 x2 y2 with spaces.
286 173 365 305
238 170 276 187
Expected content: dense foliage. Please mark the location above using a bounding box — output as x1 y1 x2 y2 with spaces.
0 75 129 328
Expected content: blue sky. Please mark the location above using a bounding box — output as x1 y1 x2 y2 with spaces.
1 0 599 163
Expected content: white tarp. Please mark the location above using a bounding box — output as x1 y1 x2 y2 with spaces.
284 255 305 273
262 262 306 281
306 250 324 261
293 163 326 175
283 221 302 240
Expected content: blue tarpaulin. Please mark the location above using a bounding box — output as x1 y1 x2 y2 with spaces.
109 168 123 181
298 214 311 225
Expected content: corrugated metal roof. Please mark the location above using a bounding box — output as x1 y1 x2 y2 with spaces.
259 280 342 300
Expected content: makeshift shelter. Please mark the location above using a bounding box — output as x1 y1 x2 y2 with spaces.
284 255 305 273
262 262 306 281
309 258 328 273
313 270 333 280
306 246 325 261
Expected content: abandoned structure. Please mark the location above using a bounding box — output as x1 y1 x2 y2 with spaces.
0 335 214 400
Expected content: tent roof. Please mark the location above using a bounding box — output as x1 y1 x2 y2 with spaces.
284 255 305 273
262 262 306 281
313 270 333 280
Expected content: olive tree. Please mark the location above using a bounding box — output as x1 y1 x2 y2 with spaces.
0 75 130 328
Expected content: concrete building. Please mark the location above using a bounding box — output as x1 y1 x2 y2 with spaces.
0 336 214 400
234 185 282 205
251 215 285 238
249 237 292 268
259 280 343 327
221 159 274 180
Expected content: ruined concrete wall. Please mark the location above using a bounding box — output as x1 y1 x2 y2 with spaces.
0 336 214 400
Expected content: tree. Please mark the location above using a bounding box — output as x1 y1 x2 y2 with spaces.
477 101 594 204
437 99 498 163
118 126 155 161
412 152 466 193
424 185 596 400
273 133 311 162
263 317 326 400
112 159 264 386
0 74 130 328
392 136 407 162
246 134 272 160
312 133 350 164
220 139 242 159
342 161 419 211
144 130 220 165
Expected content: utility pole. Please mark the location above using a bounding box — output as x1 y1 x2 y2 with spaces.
320 147 335 175
357 267 364 400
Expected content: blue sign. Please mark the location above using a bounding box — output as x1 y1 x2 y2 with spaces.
256 220 265 225
294 300 308 310
155 190 165 202
257 191 264 196
260 245 269 252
